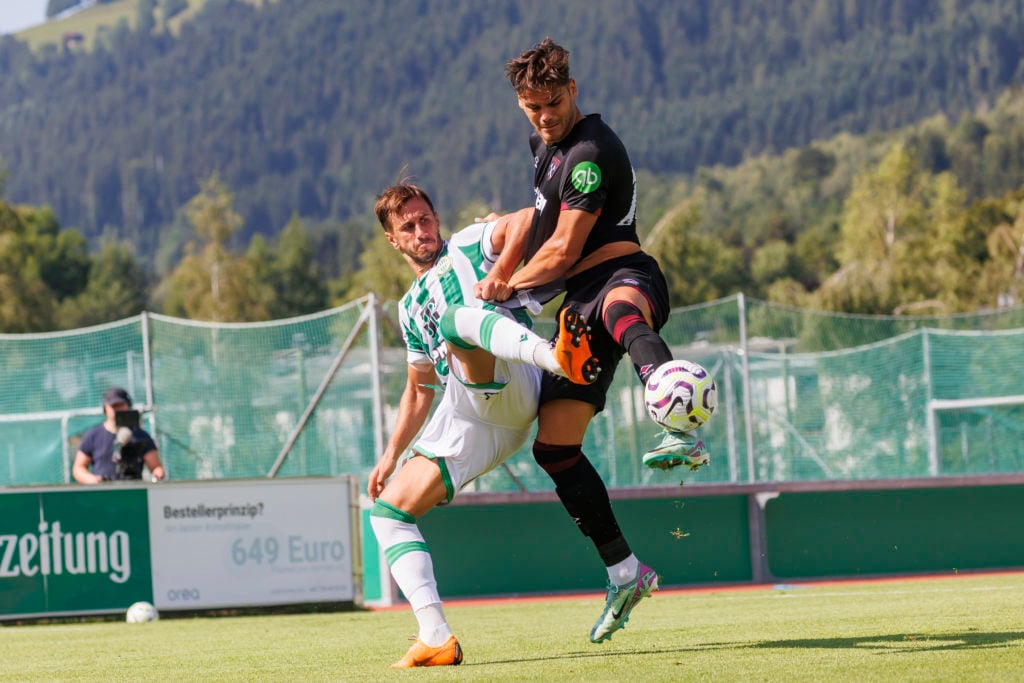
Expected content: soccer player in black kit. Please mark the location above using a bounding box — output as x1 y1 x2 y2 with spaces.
475 38 710 643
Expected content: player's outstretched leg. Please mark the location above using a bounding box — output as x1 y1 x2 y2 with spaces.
642 431 709 471
390 635 463 669
554 306 601 385
590 561 660 643
440 305 597 382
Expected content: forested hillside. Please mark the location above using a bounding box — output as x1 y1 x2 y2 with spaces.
3 0 1024 332
2 0 1024 263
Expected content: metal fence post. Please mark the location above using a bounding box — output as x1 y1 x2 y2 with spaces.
368 293 386 460
738 293 756 482
923 328 938 476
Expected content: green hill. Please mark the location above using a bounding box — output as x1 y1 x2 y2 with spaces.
1 0 1023 269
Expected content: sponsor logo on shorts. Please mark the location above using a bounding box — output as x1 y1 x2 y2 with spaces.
571 162 601 193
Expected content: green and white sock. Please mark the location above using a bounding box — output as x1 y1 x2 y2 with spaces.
370 500 452 645
440 305 565 377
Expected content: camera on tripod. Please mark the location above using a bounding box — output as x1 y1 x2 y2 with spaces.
111 409 144 480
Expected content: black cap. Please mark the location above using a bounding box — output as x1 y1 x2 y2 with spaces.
103 387 132 407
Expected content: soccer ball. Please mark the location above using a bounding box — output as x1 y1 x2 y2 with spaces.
644 360 717 432
125 601 159 623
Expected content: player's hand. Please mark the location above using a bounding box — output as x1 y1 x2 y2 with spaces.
367 456 398 501
475 274 513 302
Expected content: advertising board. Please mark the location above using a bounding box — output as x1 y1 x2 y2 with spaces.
0 477 359 620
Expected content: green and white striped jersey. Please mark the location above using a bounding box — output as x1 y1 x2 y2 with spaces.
399 221 532 383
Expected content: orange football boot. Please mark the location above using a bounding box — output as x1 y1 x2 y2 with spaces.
389 635 463 669
554 307 601 384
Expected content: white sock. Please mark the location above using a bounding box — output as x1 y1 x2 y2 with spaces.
530 341 567 377
370 501 451 644
414 603 453 647
608 554 640 587
445 306 565 376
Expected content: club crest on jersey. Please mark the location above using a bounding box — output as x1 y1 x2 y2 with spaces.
546 156 561 181
434 254 453 276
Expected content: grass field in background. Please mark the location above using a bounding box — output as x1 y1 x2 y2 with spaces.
16 0 138 51
3 572 1023 681
13 0 269 51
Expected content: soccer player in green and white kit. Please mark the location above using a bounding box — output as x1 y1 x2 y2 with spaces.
366 182 599 668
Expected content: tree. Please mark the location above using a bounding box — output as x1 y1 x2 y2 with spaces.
817 144 978 314
161 0 189 28
57 241 151 328
645 195 744 305
0 202 57 332
258 215 329 318
160 175 270 321
978 189 1024 308
341 229 410 304
751 240 796 289
18 206 90 301
137 0 157 34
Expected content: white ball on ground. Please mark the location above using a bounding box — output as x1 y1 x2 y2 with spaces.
125 601 159 623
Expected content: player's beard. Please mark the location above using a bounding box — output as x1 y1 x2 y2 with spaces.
407 241 442 268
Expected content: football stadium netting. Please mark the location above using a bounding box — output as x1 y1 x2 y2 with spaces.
1 294 1023 488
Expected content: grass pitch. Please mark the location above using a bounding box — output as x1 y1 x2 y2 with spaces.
3 572 1022 681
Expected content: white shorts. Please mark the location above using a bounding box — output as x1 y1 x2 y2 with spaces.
411 357 541 503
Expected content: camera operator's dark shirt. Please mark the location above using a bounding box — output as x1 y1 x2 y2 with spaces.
79 424 157 481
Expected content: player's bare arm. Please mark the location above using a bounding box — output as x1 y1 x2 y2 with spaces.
474 208 533 301
367 361 436 500
505 208 597 293
487 206 533 255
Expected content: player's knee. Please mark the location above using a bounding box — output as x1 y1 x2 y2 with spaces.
439 305 475 350
603 300 649 345
532 440 582 475
369 500 429 565
604 300 672 382
370 498 416 524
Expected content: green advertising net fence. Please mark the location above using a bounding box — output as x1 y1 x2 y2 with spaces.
2 295 1023 489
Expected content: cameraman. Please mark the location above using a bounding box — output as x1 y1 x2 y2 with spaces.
73 387 165 484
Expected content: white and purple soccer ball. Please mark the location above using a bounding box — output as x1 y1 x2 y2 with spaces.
644 360 717 432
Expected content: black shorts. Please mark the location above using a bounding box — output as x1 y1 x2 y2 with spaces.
540 251 670 412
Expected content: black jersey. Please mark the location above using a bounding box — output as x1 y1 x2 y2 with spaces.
524 114 640 266
79 423 157 480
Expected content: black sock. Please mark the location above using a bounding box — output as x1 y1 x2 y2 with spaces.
603 301 672 384
533 441 632 566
